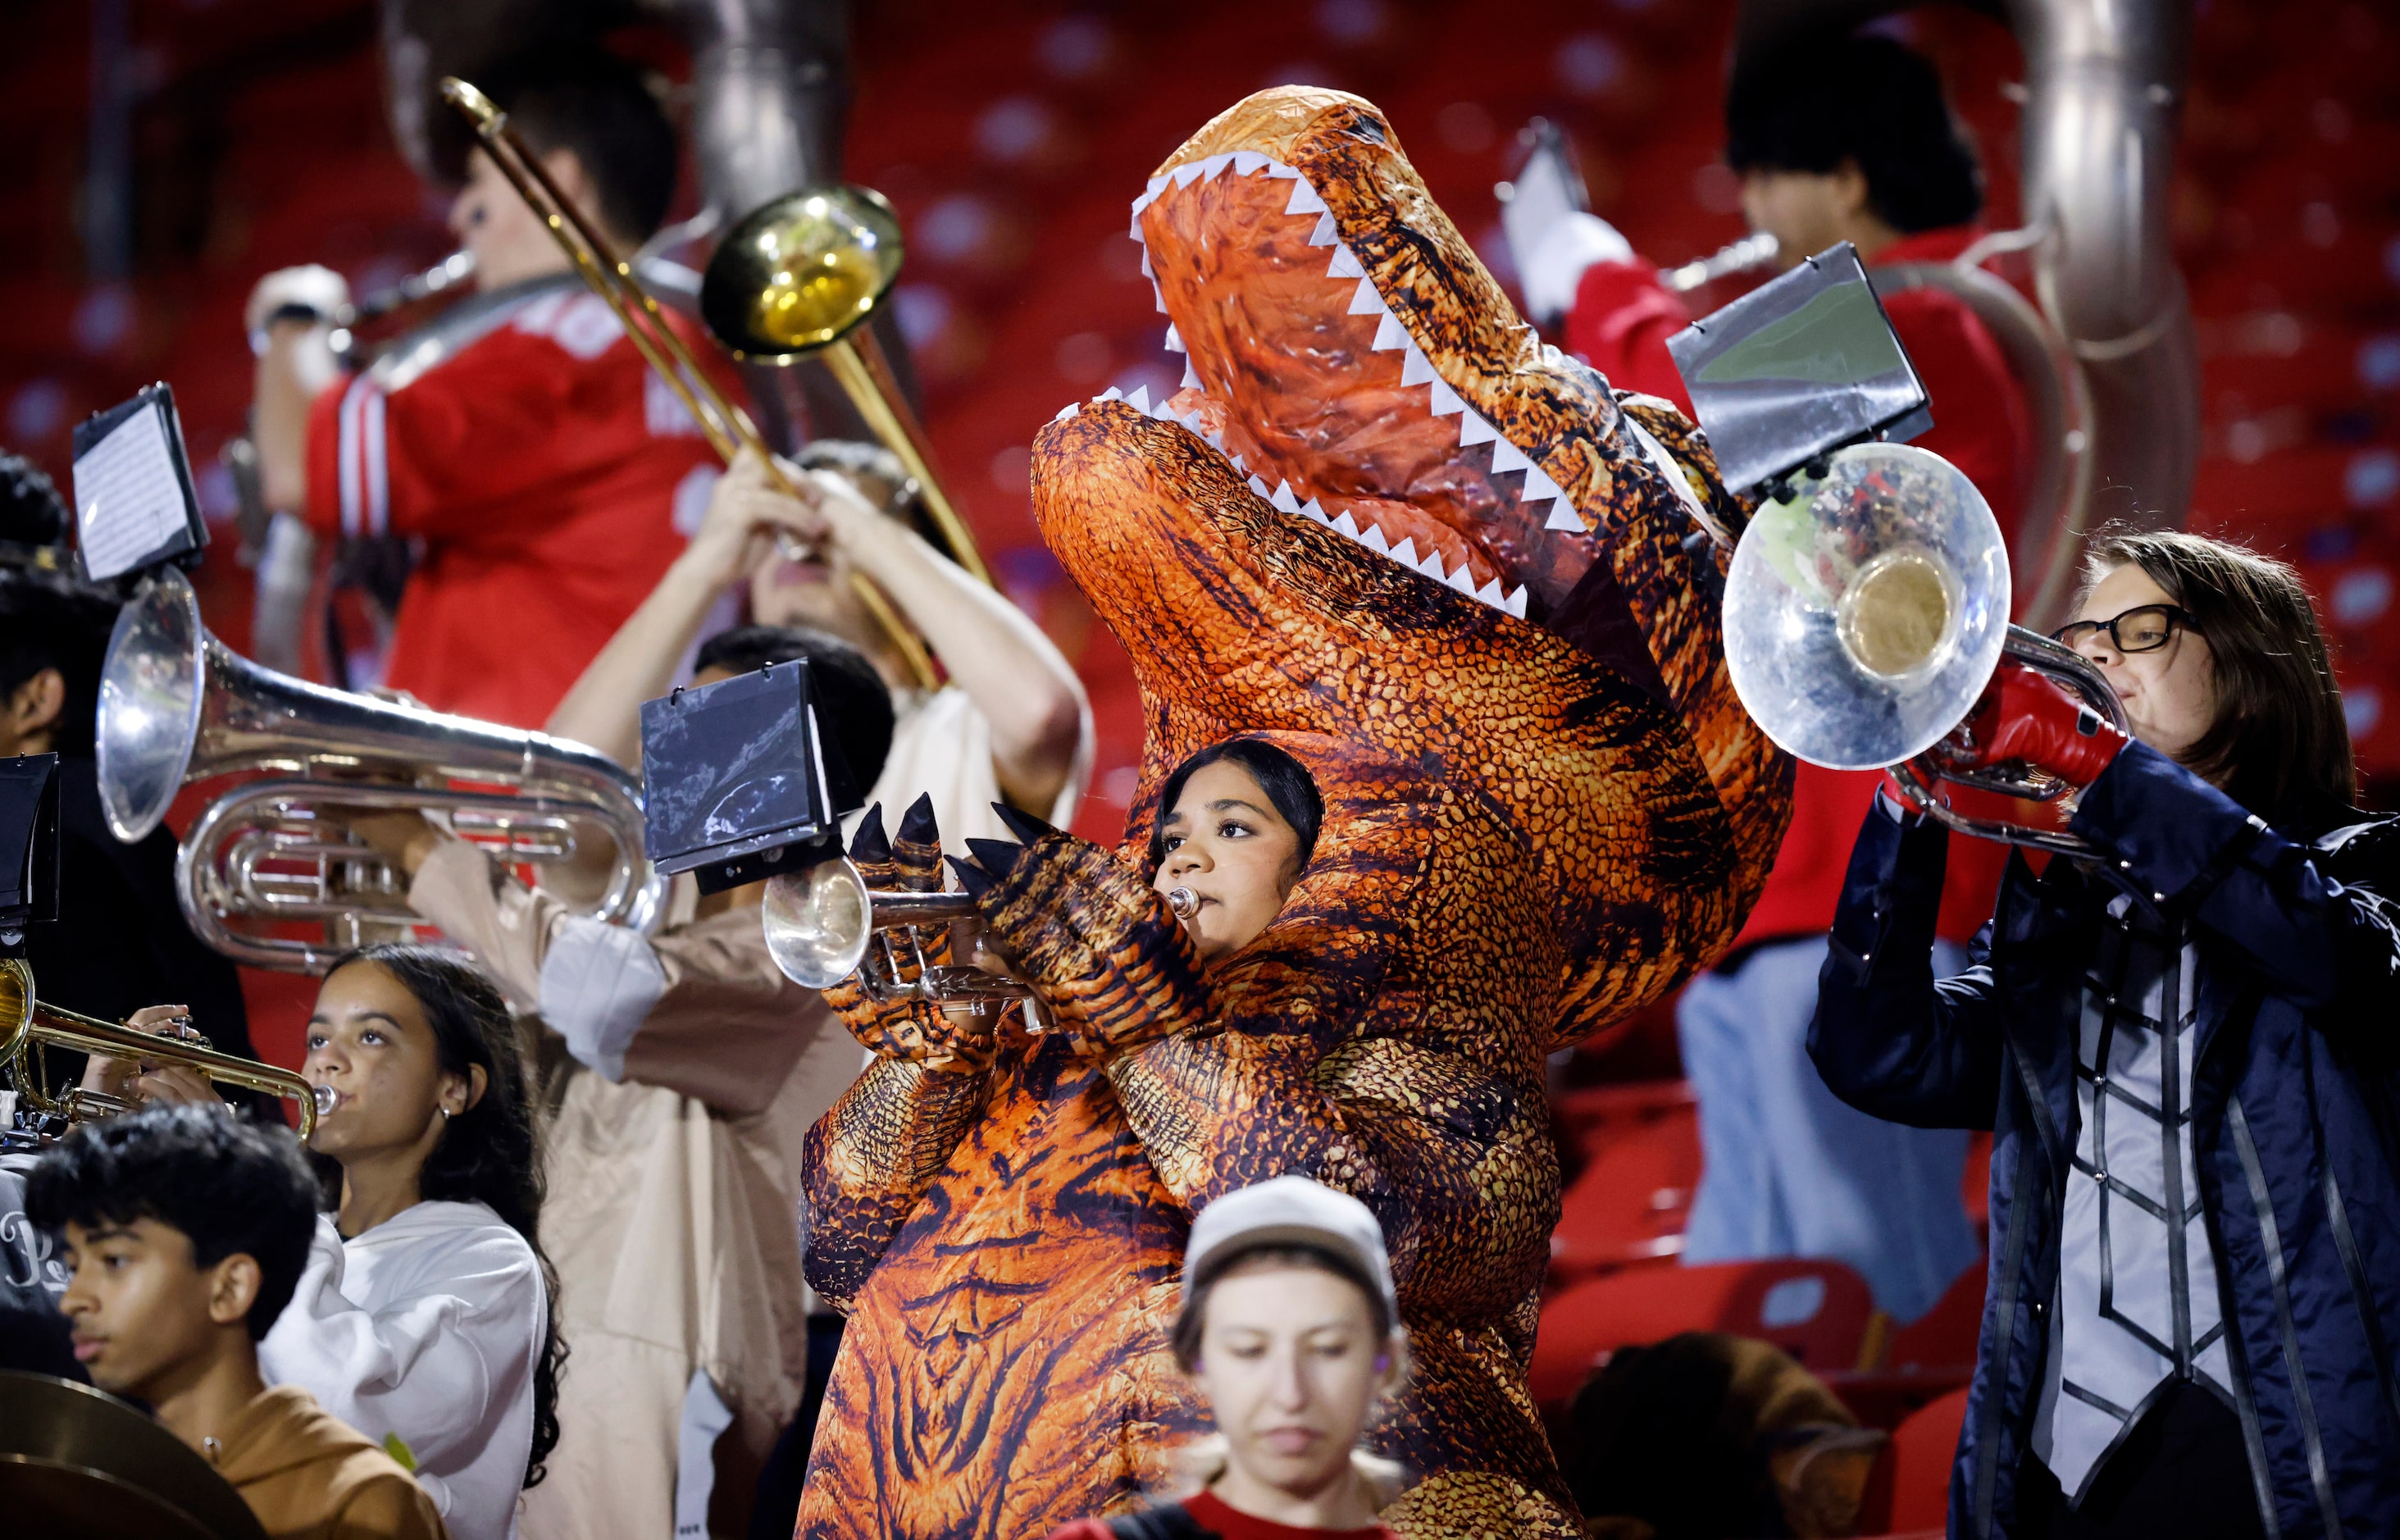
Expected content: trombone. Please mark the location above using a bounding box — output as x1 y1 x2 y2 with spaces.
439 76 989 690
0 959 326 1139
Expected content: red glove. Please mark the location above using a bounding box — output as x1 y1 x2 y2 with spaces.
1937 663 2129 789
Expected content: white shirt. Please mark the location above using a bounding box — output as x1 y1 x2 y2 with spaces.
2034 897 2229 1500
260 1200 548 1540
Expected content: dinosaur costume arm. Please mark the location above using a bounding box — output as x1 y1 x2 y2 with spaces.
1104 1025 1551 1319
801 1055 995 1311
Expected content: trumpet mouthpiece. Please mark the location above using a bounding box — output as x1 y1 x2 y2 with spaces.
1166 887 1198 918
312 1085 338 1116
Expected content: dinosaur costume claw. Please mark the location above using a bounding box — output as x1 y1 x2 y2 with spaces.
962 836 1027 880
797 85 1789 1540
991 801 1059 845
942 853 993 899
848 802 891 867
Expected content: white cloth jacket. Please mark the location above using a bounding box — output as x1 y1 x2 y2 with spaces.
260 1200 547 1540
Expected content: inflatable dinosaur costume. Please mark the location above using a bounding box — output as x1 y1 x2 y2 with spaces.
796 87 1790 1539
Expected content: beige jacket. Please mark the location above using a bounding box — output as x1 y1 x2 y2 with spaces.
408 844 858 1539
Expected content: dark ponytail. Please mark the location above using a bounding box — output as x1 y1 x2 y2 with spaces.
320 944 566 1488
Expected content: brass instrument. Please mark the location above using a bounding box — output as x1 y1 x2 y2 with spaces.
0 1369 269 1537
439 75 989 689
326 248 476 365
96 569 662 973
1720 441 2127 856
0 959 327 1138
759 849 1204 1003
761 859 1027 1002
1660 232 1780 294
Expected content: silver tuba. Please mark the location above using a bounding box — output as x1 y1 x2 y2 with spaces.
97 570 662 973
1722 441 2125 856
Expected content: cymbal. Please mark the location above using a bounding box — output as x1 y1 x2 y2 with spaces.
0 1369 265 1539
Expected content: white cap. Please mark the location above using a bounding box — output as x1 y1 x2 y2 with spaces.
1181 1175 1398 1328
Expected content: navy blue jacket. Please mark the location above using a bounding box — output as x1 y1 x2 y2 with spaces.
1809 741 2400 1539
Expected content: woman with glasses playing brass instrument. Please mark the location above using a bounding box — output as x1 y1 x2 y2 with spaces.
1809 527 2400 1540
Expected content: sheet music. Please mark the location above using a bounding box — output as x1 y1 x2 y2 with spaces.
72 400 188 581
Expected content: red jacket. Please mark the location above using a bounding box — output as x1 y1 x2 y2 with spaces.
304 285 736 729
1565 228 2031 947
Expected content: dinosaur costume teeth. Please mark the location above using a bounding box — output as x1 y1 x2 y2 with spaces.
797 85 1791 1540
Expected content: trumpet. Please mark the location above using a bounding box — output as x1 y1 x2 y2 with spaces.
1720 440 2126 856
758 854 1202 1002
761 859 1027 1002
439 76 990 690
97 570 662 973
1 959 327 1138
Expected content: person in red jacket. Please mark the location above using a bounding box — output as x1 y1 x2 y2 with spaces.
1527 33 2031 1324
244 47 737 729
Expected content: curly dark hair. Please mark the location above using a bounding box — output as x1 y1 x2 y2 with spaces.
26 1104 321 1339
318 944 566 1488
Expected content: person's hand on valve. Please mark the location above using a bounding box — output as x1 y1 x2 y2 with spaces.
1933 663 2131 790
78 1005 222 1110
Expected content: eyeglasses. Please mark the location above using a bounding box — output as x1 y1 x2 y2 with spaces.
2050 604 2197 655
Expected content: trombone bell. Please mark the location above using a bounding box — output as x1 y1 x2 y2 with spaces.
705 190 905 359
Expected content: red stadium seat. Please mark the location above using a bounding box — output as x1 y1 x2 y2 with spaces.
1859 1387 1970 1538
1531 1257 1877 1406
1548 1081 1700 1283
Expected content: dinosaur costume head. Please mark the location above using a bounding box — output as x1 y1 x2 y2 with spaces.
1036 86 1787 1037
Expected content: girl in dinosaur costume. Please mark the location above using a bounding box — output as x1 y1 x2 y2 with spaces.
795 86 1792 1540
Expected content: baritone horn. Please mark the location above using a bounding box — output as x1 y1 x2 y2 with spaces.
439 75 986 690
0 959 327 1137
1720 442 2126 855
96 570 661 973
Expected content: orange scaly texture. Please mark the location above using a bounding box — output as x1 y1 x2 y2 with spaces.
796 86 1791 1540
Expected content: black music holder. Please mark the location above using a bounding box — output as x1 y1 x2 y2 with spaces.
638 660 861 897
1665 241 1932 499
0 754 61 959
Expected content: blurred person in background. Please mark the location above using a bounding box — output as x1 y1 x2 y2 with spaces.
549 441 1091 841
1519 30 2031 1327
0 451 256 1087
243 45 736 728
